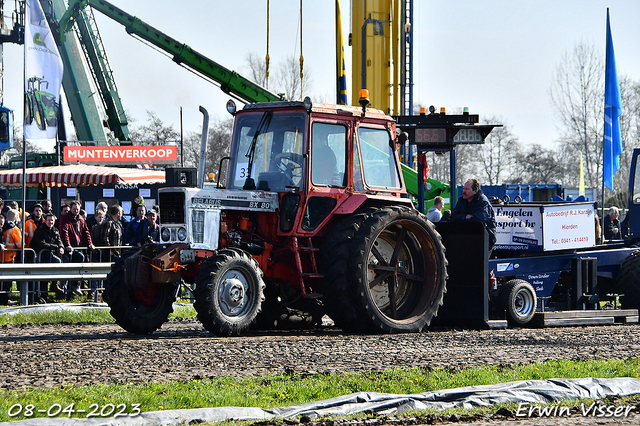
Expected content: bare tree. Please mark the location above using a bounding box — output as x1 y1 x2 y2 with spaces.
511 144 566 185
242 52 314 101
549 41 604 189
181 116 233 185
475 116 519 185
274 55 313 101
1 125 41 165
615 76 640 192
243 52 268 88
129 111 179 143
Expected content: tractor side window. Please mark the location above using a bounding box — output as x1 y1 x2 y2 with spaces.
358 127 401 189
311 122 347 187
301 196 338 231
353 138 365 192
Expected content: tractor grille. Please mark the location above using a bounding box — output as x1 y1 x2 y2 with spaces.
159 191 185 224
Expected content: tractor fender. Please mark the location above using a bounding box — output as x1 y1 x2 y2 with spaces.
333 193 413 215
333 194 368 214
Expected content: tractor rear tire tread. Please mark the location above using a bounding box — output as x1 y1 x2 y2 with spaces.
618 250 640 309
104 249 176 334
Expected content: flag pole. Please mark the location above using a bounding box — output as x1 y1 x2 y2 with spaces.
601 9 608 243
601 170 605 242
21 2 27 267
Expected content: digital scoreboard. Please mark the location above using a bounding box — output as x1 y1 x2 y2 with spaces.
414 128 447 144
394 111 500 147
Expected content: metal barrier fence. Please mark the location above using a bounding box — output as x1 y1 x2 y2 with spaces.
0 245 131 306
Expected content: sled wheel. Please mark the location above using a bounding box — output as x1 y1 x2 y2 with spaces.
499 279 536 325
193 248 265 336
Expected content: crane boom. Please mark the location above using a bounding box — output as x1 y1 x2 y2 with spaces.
71 5 130 141
59 0 283 104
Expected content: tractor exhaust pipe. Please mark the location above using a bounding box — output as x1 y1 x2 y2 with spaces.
198 106 209 188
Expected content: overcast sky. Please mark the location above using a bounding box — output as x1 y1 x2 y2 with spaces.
3 0 640 150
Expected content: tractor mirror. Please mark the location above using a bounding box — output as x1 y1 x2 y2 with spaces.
395 131 408 147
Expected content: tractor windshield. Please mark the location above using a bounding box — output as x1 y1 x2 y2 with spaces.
229 111 306 192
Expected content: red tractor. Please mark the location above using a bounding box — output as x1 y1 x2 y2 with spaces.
104 93 448 335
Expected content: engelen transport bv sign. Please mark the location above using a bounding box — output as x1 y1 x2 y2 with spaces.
63 145 178 164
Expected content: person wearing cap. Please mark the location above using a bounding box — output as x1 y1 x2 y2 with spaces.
87 201 108 230
131 209 160 247
97 204 124 262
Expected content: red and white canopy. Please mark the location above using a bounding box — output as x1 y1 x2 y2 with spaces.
0 165 165 187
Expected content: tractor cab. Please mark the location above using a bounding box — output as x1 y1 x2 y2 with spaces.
225 97 407 237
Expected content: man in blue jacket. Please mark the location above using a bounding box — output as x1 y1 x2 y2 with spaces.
450 178 497 250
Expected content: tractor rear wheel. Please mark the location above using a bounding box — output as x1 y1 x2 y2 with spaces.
499 279 536 325
322 206 447 333
618 250 640 309
193 248 265 336
104 247 177 334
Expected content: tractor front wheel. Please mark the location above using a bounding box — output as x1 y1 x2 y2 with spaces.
193 248 265 336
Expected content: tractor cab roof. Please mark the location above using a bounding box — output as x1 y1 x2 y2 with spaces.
242 100 393 121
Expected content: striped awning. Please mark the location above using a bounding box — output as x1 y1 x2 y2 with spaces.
0 165 165 187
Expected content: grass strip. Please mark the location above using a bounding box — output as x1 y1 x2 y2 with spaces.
0 302 196 325
1 359 639 422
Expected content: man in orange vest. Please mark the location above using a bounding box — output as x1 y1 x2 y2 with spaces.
0 208 22 304
24 203 44 249
2 208 22 263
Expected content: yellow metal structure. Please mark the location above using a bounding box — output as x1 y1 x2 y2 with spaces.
351 0 402 115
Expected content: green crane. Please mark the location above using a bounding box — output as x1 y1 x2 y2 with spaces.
59 0 283 105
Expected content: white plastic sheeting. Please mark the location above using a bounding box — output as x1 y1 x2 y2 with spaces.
2 377 639 426
0 302 109 316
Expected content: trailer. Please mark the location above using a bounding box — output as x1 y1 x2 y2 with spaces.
397 112 640 328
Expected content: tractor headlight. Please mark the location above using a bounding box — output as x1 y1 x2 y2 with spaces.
161 227 171 242
177 227 188 241
226 99 237 115
303 96 313 111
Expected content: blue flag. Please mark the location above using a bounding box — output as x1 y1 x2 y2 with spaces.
603 8 623 191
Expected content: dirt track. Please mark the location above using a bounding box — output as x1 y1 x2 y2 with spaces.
2 319 640 390
2 320 640 425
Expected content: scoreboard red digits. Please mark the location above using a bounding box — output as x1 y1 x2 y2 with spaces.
414 128 446 144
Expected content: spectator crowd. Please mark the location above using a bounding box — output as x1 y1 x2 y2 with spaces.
0 197 160 305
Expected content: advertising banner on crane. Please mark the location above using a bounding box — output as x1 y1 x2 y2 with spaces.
24 0 63 151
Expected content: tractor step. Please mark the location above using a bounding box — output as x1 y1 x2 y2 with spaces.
292 237 322 298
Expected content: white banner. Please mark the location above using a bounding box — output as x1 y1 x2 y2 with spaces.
24 0 63 151
542 204 596 250
493 205 543 251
